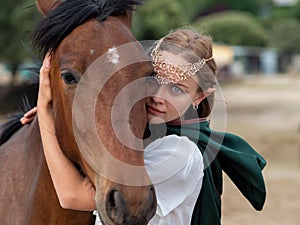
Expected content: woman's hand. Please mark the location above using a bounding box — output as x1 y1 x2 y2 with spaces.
37 54 52 110
20 107 37 125
37 54 55 134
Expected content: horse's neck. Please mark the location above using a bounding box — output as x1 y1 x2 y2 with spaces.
0 116 52 223
0 117 94 225
0 116 44 165
27 117 95 224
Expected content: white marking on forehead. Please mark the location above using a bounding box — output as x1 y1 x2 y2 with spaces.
90 49 95 55
106 47 119 65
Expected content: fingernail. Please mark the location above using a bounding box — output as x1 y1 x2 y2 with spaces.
44 58 50 68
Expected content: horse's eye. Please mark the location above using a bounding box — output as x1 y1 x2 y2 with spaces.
61 72 78 84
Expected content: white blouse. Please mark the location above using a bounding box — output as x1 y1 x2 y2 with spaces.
94 135 204 225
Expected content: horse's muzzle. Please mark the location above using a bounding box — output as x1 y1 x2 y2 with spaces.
105 186 156 225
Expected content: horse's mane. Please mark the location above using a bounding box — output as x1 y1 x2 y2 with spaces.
0 96 35 146
32 0 141 57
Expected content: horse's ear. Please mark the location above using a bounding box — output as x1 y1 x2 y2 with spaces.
36 0 61 16
119 11 134 28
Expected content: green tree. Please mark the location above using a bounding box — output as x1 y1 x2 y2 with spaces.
176 0 206 21
270 5 297 19
193 11 269 46
268 18 300 53
0 0 40 84
293 1 300 20
132 0 272 41
189 0 271 16
132 0 188 40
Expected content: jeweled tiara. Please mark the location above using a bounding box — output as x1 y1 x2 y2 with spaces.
150 38 213 84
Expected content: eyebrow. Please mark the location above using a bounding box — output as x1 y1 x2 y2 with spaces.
176 83 189 89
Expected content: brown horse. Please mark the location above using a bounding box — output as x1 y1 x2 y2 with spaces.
0 0 156 225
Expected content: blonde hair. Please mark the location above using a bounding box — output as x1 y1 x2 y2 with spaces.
158 28 217 117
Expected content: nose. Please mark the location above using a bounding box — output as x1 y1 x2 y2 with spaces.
150 86 167 104
105 186 156 225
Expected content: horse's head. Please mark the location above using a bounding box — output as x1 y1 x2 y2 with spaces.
33 0 156 224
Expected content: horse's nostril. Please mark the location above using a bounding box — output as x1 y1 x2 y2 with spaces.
106 190 127 224
148 187 157 220
105 187 156 225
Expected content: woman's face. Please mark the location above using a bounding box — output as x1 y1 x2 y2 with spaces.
146 51 204 124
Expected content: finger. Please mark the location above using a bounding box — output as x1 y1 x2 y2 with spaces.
38 54 53 105
39 54 51 87
20 117 34 125
44 53 51 68
20 117 26 125
24 107 37 118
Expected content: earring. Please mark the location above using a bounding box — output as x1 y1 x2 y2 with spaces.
193 104 198 110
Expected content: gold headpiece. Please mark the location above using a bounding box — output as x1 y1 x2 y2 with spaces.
150 38 213 84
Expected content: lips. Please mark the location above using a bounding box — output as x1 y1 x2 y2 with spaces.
146 105 164 115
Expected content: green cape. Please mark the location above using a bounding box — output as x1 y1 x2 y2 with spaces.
165 120 266 225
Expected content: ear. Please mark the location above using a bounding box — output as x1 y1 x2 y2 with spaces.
118 11 134 28
36 0 61 16
193 88 216 106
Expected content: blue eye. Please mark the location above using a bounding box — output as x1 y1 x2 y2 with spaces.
171 85 184 94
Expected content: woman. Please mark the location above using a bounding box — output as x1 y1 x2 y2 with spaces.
21 28 266 225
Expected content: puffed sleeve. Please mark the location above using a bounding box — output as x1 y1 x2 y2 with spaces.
145 135 204 225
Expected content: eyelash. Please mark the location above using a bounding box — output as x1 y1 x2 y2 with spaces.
170 85 184 94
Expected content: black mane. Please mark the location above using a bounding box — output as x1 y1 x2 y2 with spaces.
32 0 140 57
0 95 36 146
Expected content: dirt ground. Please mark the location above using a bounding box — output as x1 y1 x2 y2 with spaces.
217 75 300 225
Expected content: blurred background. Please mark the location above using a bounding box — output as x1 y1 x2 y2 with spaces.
0 0 299 224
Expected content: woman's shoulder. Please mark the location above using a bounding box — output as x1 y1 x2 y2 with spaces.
144 134 203 184
146 134 198 152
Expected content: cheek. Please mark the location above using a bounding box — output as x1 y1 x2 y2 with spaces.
167 100 189 117
169 95 192 110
